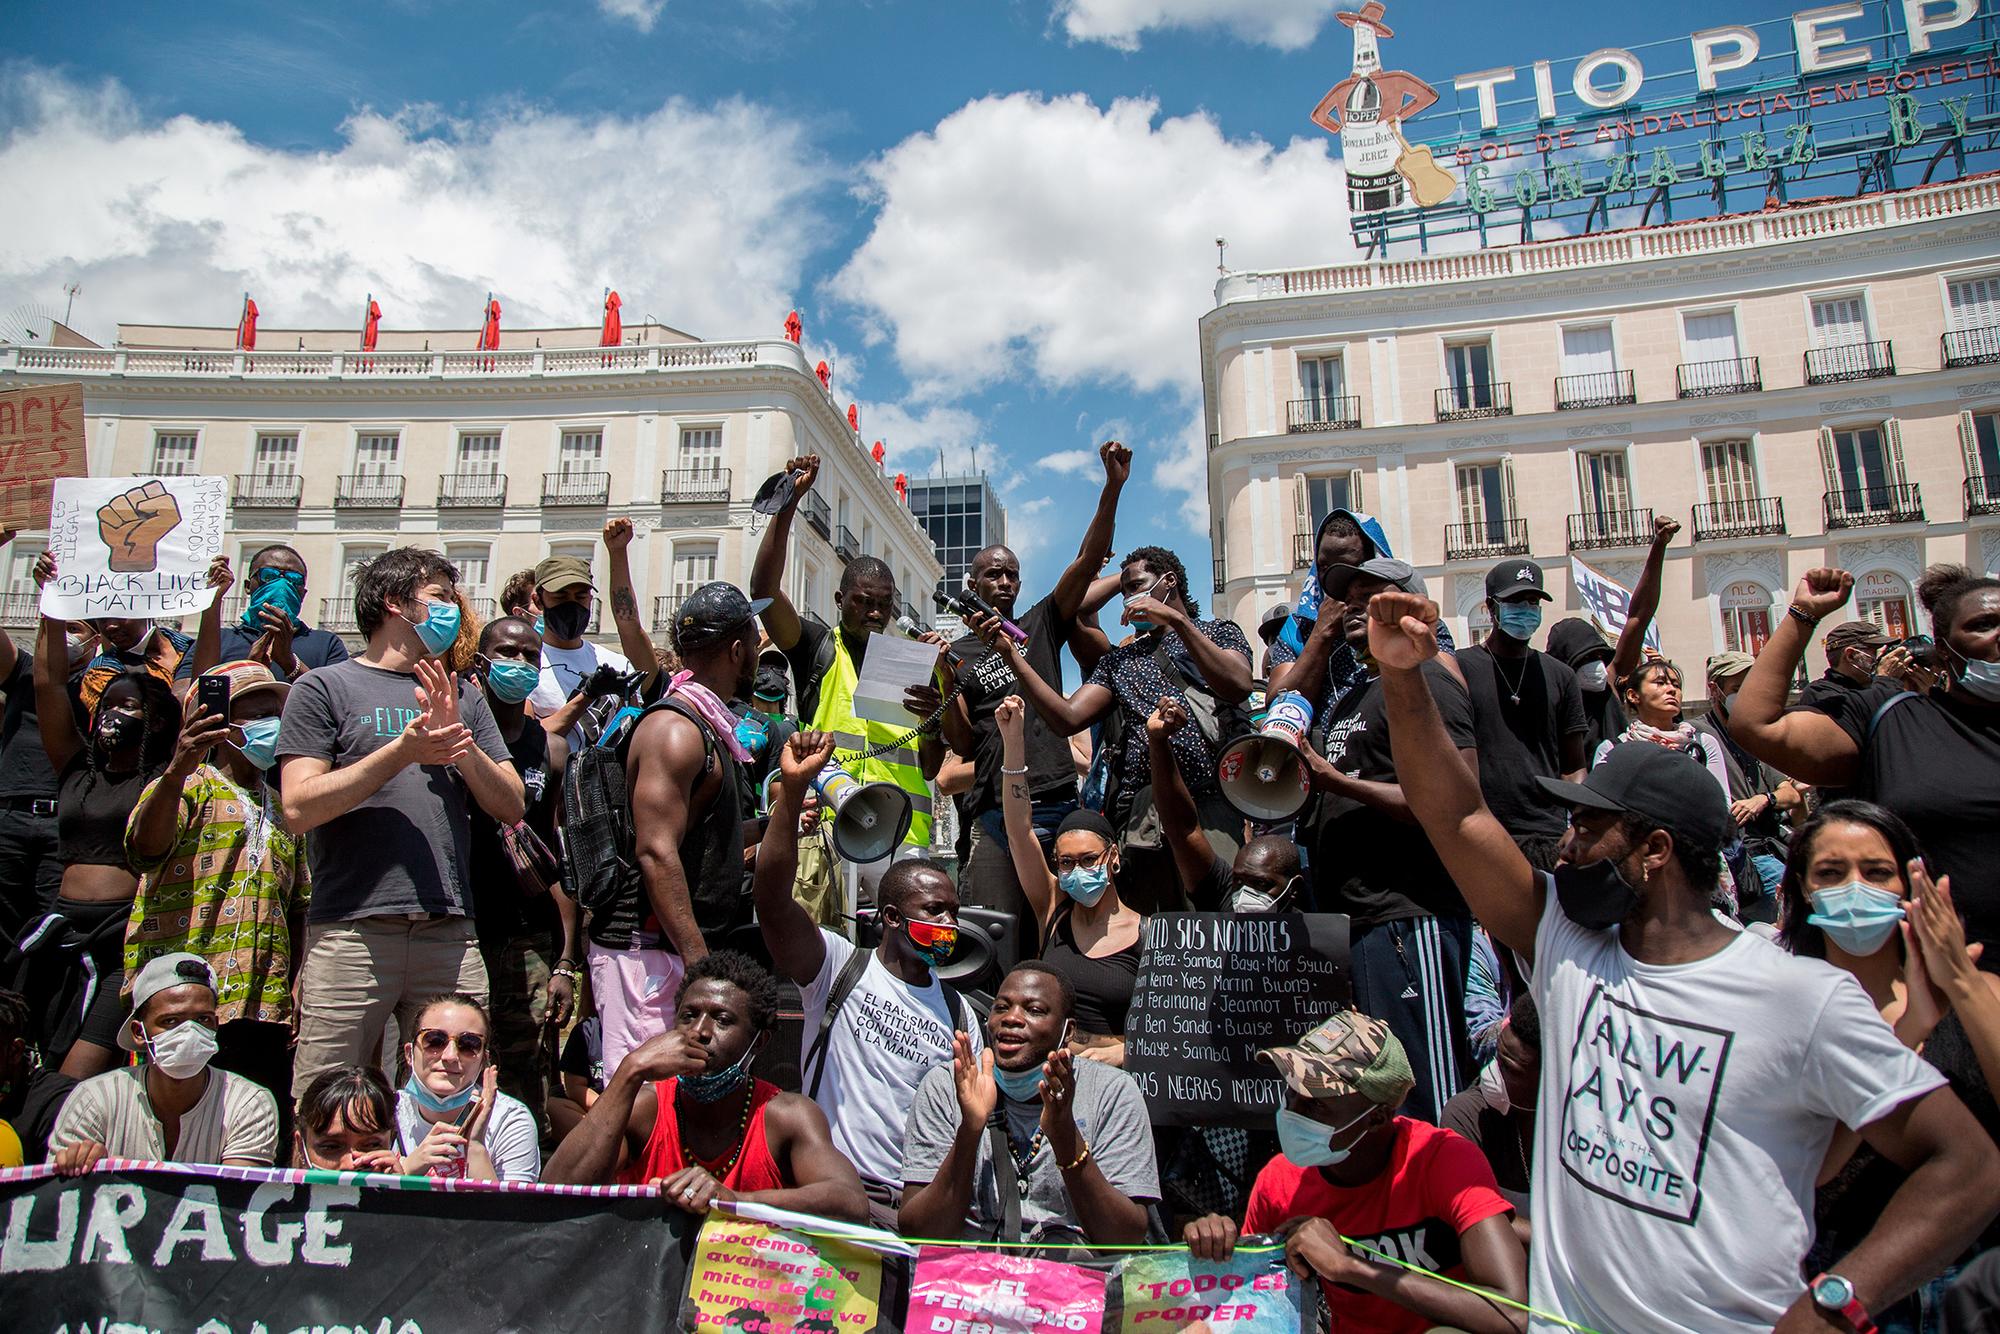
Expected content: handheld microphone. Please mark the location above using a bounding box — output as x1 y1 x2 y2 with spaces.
934 588 1028 644
894 615 921 637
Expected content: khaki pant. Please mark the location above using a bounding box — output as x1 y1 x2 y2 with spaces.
292 915 489 1103
481 934 554 1135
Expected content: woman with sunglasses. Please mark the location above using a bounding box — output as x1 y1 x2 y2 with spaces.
995 696 1143 1066
1777 800 2000 1333
394 993 540 1182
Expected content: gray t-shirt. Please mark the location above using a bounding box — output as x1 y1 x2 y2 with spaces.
277 659 510 923
901 1057 1159 1244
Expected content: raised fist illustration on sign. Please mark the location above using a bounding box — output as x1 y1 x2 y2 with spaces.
97 481 183 573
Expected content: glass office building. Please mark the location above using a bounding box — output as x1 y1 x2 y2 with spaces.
907 473 1006 599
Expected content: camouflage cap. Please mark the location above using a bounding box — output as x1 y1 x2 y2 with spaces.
1257 1009 1415 1107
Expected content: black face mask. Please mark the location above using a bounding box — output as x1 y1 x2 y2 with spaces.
96 712 144 751
542 600 590 640
1553 856 1641 930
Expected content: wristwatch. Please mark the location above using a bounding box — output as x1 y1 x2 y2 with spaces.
1809 1274 1876 1334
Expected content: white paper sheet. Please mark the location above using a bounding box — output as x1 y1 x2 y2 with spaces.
850 632 940 727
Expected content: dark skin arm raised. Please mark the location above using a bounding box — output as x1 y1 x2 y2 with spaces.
972 612 1111 737
1724 568 1863 787
625 709 715 966
602 518 661 684
750 455 819 652
1267 596 1344 701
1048 443 1131 621
753 731 837 987
1147 699 1218 905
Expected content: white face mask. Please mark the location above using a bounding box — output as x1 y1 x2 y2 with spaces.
1576 660 1610 692
144 1021 218 1079
1477 1058 1510 1114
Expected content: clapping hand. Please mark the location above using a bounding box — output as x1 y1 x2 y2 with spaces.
1365 592 1442 671
405 660 474 767
951 1031 997 1127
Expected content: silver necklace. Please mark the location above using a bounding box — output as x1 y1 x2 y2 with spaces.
1494 653 1530 706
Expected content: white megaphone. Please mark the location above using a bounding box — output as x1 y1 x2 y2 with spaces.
1216 690 1316 823
813 759 914 865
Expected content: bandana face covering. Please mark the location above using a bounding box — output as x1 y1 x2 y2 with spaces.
680 1046 758 1103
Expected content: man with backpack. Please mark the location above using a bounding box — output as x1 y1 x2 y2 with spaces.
574 582 761 1075
754 729 981 1228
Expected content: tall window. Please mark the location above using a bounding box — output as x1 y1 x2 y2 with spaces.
150 432 197 476
861 519 874 558
1701 440 1760 510
1560 324 1615 377
559 429 604 477
338 544 388 627
1456 461 1514 540
456 432 501 477
1683 310 1742 363
1445 341 1495 410
1575 450 1632 519
836 494 851 535
7 542 45 595
1947 276 2000 332
1810 295 1868 348
1304 473 1356 531
253 432 298 481
1823 423 1903 514
446 544 490 600
1298 355 1346 422
672 541 719 598
1855 571 1915 638
679 426 723 478
1721 582 1774 655
802 566 821 622
1963 410 2000 502
353 432 400 477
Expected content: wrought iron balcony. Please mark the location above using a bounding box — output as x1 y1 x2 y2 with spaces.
1966 474 2000 518
1554 369 1637 410
437 472 506 506
1444 518 1530 561
0 591 38 628
542 471 610 506
1435 382 1513 422
1293 532 1314 569
335 474 405 508
802 491 832 540
1944 325 2000 368
1805 340 1895 385
1286 395 1361 432
1692 496 1787 541
233 474 301 507
833 525 859 561
653 595 683 632
1676 356 1761 398
1212 555 1227 596
661 467 732 504
1824 483 1925 529
319 598 361 633
1566 507 1655 552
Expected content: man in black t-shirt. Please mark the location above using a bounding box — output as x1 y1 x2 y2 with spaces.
1304 559 1479 1124
943 442 1130 948
1796 619 1892 714
1454 560 1588 869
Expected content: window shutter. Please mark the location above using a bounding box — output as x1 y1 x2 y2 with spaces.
1885 419 1907 486
1960 411 1981 476
1500 456 1520 521
1817 426 1838 488
1346 469 1363 512
1291 472 1311 550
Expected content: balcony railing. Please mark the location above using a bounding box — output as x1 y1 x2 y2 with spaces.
1805 340 1895 384
1567 507 1655 551
1554 369 1636 411
802 492 832 540
1293 532 1314 569
1213 556 1227 596
233 474 301 507
1286 395 1361 432
319 599 361 634
0 591 38 627
661 467 732 504
1444 518 1531 561
335 474 405 508
1692 496 1787 541
833 525 859 561
1967 474 2000 517
1 337 810 381
653 595 683 632
437 472 507 507
542 471 610 506
1435 382 1513 422
1677 356 1761 398
1824 482 1925 529
1944 325 2000 368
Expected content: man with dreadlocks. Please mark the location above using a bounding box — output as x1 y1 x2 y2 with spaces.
970 545 1253 906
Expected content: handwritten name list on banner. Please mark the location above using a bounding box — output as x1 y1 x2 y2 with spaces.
38 475 227 622
1125 914 1351 1127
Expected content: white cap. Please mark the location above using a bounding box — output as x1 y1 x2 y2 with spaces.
119 952 215 1050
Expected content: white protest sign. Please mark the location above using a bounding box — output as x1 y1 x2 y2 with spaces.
39 475 228 622
1570 555 1662 653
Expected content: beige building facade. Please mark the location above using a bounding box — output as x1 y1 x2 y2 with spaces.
1202 175 2000 695
0 320 940 649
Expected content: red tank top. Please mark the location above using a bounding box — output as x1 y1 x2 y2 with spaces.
623 1077 787 1192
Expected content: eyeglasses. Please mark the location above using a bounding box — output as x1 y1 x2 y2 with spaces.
416 1029 486 1056
1054 848 1110 874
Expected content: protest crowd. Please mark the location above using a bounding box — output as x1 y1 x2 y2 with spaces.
9 433 2000 1334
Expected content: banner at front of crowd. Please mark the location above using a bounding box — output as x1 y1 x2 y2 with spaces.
688 1211 886 1334
0 1163 688 1333
907 1247 1107 1334
37 473 228 623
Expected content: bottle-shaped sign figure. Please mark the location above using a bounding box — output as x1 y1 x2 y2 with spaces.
1311 2 1451 212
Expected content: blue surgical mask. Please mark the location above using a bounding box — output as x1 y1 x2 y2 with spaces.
241 570 305 635
1275 1105 1373 1168
1060 865 1111 907
533 615 545 636
994 1062 1046 1101
679 1045 758 1103
234 716 282 770
1807 881 1907 957
1495 602 1544 641
484 659 540 704
403 598 462 656
402 1073 477 1116
1956 656 2000 703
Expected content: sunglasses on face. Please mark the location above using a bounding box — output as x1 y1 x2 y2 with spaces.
416 1029 486 1057
1054 848 1110 873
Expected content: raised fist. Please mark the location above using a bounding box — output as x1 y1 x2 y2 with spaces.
98 482 183 573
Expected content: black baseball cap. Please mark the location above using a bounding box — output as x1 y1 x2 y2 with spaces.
1534 743 1731 851
752 666 789 701
674 582 771 651
1324 557 1418 603
1486 560 1551 602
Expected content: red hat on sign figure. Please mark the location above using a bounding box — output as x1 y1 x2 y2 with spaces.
785 309 803 343
815 360 831 388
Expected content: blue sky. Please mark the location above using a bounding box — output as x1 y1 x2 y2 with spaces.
2 0 1781 602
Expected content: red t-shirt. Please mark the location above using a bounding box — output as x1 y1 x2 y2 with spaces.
1242 1117 1512 1334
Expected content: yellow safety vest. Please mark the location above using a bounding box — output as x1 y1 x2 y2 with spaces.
809 631 934 850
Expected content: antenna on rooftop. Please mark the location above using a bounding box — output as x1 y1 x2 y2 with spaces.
1216 237 1227 273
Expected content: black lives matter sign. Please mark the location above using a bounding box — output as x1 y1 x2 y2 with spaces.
1125 913 1351 1127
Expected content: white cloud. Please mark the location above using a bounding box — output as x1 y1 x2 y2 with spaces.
0 69 828 343
1037 449 1099 477
1051 0 1337 51
597 0 667 32
831 93 1356 521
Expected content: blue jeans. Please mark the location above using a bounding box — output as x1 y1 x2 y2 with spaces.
976 798 1075 858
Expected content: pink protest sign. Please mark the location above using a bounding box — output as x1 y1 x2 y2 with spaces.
906 1247 1106 1334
